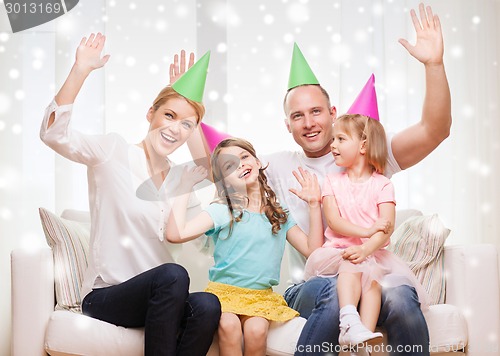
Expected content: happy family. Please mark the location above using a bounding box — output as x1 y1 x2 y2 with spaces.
40 3 451 356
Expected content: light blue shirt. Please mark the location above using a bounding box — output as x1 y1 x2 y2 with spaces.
205 203 296 290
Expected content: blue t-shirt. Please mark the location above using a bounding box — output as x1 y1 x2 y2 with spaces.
205 203 297 290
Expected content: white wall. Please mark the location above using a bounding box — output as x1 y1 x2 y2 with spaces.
1 1 499 355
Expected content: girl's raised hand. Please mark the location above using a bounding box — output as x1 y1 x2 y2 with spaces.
180 165 208 191
289 167 321 207
75 33 110 73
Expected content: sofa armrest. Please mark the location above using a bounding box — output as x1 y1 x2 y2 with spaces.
444 244 500 355
11 247 55 356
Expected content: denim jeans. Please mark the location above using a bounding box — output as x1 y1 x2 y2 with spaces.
82 263 221 356
284 277 429 356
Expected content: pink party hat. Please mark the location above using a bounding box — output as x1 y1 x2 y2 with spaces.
347 74 379 121
200 122 232 152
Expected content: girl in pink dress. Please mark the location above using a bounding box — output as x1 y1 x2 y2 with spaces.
304 114 428 348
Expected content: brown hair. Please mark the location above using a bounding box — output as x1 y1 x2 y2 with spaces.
210 138 288 237
151 86 205 124
335 114 388 174
283 84 331 113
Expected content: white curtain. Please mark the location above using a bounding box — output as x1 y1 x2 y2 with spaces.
0 1 499 354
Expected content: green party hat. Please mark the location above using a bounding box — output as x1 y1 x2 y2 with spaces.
172 51 211 103
288 43 319 90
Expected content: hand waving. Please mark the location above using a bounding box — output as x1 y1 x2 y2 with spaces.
169 50 195 85
399 3 444 66
75 33 110 73
289 167 321 207
180 165 208 192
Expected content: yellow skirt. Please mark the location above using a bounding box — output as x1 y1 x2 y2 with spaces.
205 281 299 322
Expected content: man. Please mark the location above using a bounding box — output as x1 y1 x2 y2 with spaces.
261 4 450 356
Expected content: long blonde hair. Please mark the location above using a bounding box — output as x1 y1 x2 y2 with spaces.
335 114 388 174
210 138 288 237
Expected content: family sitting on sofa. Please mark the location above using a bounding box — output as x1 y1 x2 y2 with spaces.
39 3 451 356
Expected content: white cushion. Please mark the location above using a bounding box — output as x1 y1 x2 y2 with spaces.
424 304 468 352
44 304 467 355
44 311 306 356
45 310 144 356
45 310 306 356
267 317 307 355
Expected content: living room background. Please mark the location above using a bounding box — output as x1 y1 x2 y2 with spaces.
1 1 499 354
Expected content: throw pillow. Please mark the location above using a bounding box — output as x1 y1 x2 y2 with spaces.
388 214 450 305
39 207 90 312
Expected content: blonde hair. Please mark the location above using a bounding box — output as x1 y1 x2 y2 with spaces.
210 138 288 237
151 86 205 124
335 114 388 174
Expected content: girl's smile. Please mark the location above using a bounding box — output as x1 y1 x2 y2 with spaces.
218 146 262 190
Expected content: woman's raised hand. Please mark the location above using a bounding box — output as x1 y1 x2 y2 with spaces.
169 50 195 85
75 32 110 73
53 33 110 107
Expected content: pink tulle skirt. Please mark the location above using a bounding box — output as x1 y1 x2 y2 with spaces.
304 247 429 309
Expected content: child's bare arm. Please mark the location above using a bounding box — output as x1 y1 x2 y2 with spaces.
323 195 390 239
165 166 214 243
342 202 395 264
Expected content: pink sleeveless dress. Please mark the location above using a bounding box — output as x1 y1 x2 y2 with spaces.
304 172 429 309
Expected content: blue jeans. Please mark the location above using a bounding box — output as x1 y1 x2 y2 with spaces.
82 263 221 356
284 276 429 356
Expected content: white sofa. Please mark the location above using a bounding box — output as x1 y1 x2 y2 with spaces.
11 209 500 356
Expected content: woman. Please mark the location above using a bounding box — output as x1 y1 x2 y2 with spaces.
40 32 220 356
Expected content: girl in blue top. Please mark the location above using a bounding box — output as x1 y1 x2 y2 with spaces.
166 137 323 356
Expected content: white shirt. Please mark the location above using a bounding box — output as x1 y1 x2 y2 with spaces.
40 100 200 298
261 133 401 284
